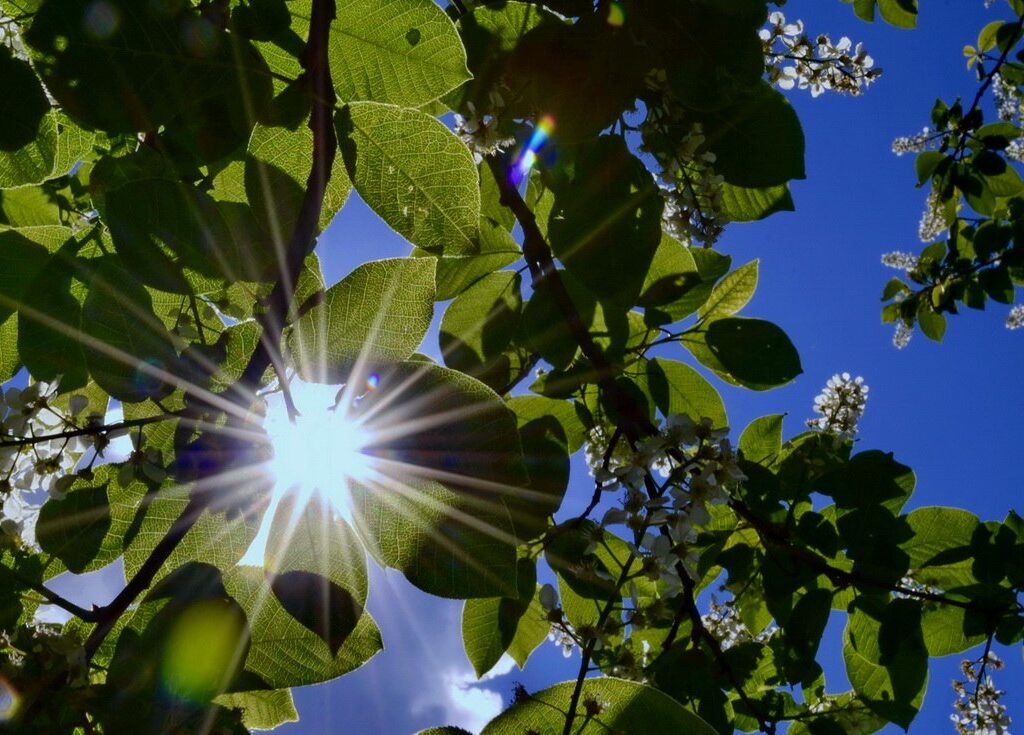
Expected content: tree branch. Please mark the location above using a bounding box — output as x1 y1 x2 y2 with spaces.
78 0 339 664
485 155 655 442
0 414 181 449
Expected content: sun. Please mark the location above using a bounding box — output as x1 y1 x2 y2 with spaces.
241 378 378 564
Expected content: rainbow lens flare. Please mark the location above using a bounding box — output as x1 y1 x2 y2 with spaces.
0 678 19 721
607 1 626 26
366 372 380 391
510 116 556 186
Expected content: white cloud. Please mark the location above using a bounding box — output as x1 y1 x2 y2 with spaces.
440 670 505 734
434 654 519 732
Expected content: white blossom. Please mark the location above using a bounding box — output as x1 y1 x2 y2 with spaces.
807 373 868 438
952 652 1012 735
893 320 914 349
881 251 920 272
992 73 1020 121
892 126 936 156
919 189 948 242
453 89 515 163
701 598 776 651
761 12 880 97
1005 304 1024 329
0 16 29 61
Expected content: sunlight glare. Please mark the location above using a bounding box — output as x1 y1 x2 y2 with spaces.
242 380 377 565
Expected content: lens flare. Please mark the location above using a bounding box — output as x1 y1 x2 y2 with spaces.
0 678 19 721
83 1 120 40
607 1 626 26
242 380 378 564
510 115 556 187
160 599 249 705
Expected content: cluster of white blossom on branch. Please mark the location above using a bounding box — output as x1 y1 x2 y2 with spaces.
760 11 880 97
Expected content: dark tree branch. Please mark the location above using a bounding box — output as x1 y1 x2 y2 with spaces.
497 352 541 396
0 414 181 449
78 0 340 664
17 575 99 623
485 155 655 442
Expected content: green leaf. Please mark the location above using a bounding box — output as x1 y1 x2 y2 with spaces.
338 102 480 255
0 48 56 188
547 136 663 305
699 260 758 321
25 0 269 133
739 414 785 465
289 257 436 384
353 360 530 492
481 678 719 735
332 0 471 107
224 565 382 689
506 588 551 669
0 225 72 324
639 234 731 326
245 118 352 239
719 183 794 222
81 259 181 401
418 218 520 301
96 158 243 294
901 507 980 589
920 605 987 657
0 316 17 382
17 240 89 389
351 478 519 598
682 317 802 390
265 493 367 655
703 82 805 188
645 357 728 428
36 482 111 574
823 450 915 513
52 112 96 178
122 491 267 586
916 307 946 342
844 599 928 729
213 690 299 731
507 395 586 454
462 558 536 677
878 0 918 29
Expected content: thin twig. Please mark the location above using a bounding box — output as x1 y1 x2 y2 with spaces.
0 414 181 450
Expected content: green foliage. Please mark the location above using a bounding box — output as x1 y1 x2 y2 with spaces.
481 678 719 735
0 1 1019 733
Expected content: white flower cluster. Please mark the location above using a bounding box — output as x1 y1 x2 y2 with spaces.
806 373 868 439
919 188 948 242
1005 304 1024 330
892 126 939 156
640 72 729 247
992 73 1021 121
0 16 28 61
893 320 914 350
0 382 121 549
583 424 634 477
952 652 1012 735
1 383 84 548
893 574 943 599
1006 138 1024 164
761 12 880 97
453 87 515 163
593 414 745 593
701 598 776 651
881 251 920 272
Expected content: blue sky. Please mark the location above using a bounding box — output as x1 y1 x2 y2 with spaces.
49 1 1024 732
